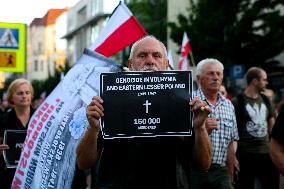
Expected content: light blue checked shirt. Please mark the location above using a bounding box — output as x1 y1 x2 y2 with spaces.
192 88 239 165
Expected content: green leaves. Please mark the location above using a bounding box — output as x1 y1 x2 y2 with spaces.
169 0 284 68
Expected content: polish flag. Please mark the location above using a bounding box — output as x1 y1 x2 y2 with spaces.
178 32 192 70
89 1 147 57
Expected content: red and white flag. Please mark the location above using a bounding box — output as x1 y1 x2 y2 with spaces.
178 32 192 70
89 1 147 57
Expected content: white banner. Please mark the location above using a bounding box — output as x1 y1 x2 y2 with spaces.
11 49 122 189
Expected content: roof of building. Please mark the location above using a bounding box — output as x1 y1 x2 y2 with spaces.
30 8 67 26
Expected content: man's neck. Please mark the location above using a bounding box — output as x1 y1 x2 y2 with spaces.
244 86 259 99
202 89 218 105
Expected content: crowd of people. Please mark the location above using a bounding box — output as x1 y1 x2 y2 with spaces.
1 35 284 189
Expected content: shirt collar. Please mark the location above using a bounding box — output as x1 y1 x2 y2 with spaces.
196 88 226 106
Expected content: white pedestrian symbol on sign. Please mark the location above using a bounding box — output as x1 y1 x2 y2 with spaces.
143 100 151 113
0 29 18 48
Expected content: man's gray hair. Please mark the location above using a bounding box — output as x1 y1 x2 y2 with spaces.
196 58 224 75
129 35 167 59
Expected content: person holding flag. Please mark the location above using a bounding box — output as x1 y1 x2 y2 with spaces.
178 32 195 71
76 36 212 189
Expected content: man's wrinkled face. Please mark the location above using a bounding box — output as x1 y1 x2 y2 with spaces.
198 63 223 93
128 38 169 71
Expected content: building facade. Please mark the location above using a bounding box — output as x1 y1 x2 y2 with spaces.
27 9 67 81
63 0 120 66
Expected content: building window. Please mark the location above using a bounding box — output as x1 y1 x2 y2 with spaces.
91 25 100 44
91 0 101 16
38 42 42 54
77 6 87 25
41 60 44 71
34 60 38 71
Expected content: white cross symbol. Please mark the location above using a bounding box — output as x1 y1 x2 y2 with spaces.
143 100 151 114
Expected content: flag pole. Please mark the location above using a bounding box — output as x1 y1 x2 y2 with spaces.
168 64 174 70
189 52 196 67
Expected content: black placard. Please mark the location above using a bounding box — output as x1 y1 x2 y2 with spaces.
100 71 193 139
3 130 27 168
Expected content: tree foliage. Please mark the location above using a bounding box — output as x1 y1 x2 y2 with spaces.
30 71 61 100
127 0 167 45
169 0 284 69
32 64 70 100
0 65 69 103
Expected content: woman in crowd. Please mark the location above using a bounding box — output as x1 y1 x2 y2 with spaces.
0 78 35 189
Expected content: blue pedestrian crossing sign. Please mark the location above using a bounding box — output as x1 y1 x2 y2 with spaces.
0 28 19 49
